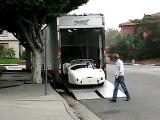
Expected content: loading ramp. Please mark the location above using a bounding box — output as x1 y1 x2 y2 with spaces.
72 89 100 100
96 81 126 98
62 80 126 100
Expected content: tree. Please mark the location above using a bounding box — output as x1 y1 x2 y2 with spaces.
0 0 88 83
105 28 120 47
122 32 144 60
109 32 144 61
132 14 160 38
132 14 160 59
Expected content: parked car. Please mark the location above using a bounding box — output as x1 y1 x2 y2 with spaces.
63 59 105 85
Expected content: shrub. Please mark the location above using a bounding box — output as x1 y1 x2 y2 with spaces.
0 47 16 58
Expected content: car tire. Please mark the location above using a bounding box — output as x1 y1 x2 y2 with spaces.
98 82 104 86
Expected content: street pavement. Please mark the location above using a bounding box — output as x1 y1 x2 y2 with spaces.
0 72 79 120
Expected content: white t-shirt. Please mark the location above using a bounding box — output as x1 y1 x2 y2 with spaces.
115 59 124 76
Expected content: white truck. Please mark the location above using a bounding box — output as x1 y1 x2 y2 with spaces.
42 14 106 84
42 14 126 100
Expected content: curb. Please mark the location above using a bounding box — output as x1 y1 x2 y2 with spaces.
0 81 24 89
60 98 80 120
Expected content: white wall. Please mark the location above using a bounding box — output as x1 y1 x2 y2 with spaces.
0 31 20 58
9 41 19 58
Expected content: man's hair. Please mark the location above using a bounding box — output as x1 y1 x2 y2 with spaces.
113 53 119 59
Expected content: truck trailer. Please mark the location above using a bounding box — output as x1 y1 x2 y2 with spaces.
42 14 127 100
42 14 106 84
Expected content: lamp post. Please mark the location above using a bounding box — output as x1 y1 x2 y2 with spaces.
44 37 47 95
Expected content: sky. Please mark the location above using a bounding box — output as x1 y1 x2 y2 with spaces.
69 0 160 30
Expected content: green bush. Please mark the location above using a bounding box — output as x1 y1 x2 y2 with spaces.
0 47 16 58
0 66 6 76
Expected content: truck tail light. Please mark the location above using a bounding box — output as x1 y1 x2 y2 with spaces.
58 69 61 75
57 51 61 75
104 67 107 72
57 51 61 58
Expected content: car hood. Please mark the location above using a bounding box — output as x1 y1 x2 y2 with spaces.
73 68 104 77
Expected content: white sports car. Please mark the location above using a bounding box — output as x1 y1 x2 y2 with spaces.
63 59 105 85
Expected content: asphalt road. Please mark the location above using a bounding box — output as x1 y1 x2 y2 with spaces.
79 64 160 120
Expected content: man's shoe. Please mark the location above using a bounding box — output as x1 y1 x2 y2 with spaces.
125 97 130 101
109 99 116 102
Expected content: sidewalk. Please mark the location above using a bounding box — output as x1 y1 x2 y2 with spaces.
0 73 79 120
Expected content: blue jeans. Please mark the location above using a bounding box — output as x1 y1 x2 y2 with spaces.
112 76 130 100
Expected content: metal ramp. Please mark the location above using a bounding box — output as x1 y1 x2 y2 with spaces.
62 80 126 100
72 89 100 100
62 79 100 92
62 80 101 100
96 81 126 98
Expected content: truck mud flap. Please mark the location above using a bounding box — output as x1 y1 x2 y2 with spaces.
96 81 126 98
71 89 100 100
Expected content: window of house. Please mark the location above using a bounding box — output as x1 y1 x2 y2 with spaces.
0 43 9 49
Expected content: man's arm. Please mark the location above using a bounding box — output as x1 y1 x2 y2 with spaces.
119 61 124 75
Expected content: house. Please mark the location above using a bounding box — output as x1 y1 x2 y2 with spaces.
0 30 22 58
119 12 160 38
119 21 136 38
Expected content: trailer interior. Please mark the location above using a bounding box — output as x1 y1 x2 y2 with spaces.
60 28 103 69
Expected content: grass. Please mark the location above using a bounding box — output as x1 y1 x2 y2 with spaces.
0 58 24 64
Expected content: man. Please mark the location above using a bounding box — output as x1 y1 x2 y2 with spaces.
109 53 130 102
87 61 93 68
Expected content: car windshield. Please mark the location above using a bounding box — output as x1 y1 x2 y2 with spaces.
70 59 94 66
70 64 87 70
